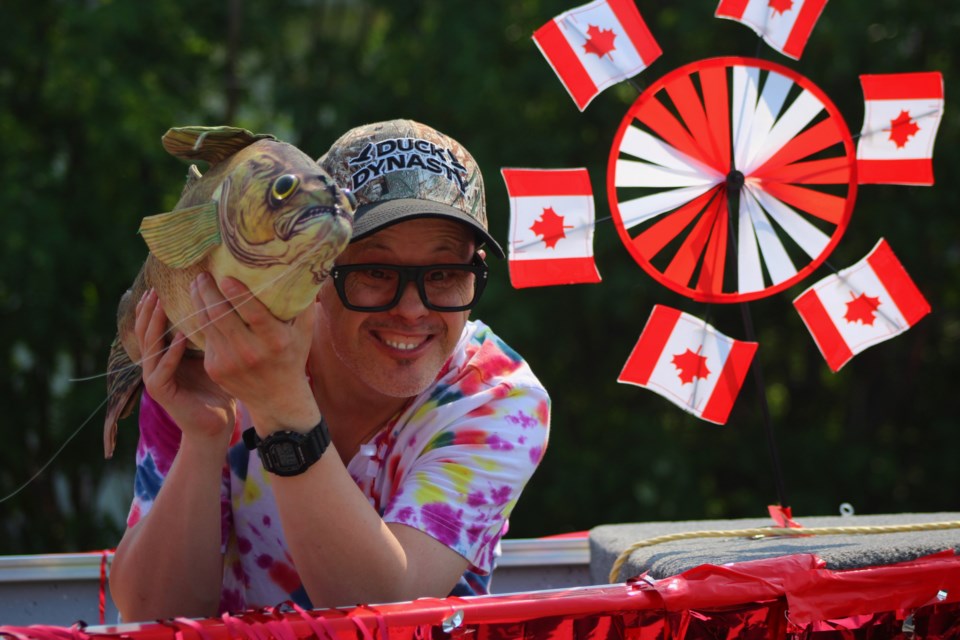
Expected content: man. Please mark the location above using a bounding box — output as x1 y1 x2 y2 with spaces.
109 120 551 621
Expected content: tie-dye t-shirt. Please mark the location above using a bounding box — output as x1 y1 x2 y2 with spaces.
126 319 550 612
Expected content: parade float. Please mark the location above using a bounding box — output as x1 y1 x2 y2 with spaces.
3 0 957 638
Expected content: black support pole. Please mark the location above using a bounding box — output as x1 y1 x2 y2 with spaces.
725 169 789 509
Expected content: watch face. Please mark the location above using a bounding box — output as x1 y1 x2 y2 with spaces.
271 441 303 471
256 423 328 476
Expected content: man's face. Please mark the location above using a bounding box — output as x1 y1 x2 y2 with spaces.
317 217 476 399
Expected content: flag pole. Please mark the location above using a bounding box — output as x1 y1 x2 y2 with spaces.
725 170 790 509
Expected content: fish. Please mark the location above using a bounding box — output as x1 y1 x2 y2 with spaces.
103 125 354 458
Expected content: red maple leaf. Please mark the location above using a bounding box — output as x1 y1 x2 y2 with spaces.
844 292 882 326
582 24 617 58
530 207 571 249
768 0 794 15
672 348 711 385
888 110 921 148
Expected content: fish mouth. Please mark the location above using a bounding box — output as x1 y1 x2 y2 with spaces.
278 204 341 240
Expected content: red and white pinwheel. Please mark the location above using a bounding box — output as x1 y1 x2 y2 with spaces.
523 1 941 426
607 56 857 304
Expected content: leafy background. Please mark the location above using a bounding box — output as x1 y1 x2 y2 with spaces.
0 0 957 555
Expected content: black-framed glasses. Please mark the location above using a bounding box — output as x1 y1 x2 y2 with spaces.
330 254 489 312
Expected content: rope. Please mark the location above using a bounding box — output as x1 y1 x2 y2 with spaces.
609 520 960 583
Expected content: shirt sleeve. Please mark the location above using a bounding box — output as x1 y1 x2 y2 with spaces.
125 391 234 550
380 330 551 574
125 390 182 529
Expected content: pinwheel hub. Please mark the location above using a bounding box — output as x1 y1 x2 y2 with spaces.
726 169 745 193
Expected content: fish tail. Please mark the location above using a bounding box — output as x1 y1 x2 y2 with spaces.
104 335 142 459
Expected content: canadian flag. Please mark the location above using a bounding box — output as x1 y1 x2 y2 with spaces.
501 168 602 288
856 72 945 186
793 239 930 372
715 0 828 60
533 0 661 111
618 305 758 425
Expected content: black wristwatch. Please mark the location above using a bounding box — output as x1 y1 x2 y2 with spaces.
242 418 331 477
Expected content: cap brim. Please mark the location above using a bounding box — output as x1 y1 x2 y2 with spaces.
351 198 505 259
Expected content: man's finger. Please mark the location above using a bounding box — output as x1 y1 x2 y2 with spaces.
136 290 168 375
150 331 188 390
190 272 242 339
218 276 274 329
291 301 317 339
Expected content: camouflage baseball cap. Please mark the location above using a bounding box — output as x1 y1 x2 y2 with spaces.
319 119 504 258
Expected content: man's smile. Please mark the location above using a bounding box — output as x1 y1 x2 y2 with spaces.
375 330 433 353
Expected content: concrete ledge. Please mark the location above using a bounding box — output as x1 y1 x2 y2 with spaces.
589 512 960 584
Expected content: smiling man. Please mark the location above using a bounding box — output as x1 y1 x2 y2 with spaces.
109 120 551 621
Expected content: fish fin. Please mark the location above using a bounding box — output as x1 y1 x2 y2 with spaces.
162 126 276 166
179 164 203 200
139 200 222 268
104 335 142 459
186 163 203 184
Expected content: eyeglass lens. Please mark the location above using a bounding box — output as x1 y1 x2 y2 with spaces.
335 260 486 312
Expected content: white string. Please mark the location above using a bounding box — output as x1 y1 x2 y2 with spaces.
0 396 109 504
0 248 331 504
70 245 323 383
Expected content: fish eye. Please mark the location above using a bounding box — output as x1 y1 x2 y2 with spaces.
342 188 357 210
271 174 299 201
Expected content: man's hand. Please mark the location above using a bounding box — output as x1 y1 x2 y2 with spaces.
188 273 319 432
136 288 236 444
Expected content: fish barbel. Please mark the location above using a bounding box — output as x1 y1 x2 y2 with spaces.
103 125 354 458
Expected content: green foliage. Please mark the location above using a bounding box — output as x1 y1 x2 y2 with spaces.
0 0 957 555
